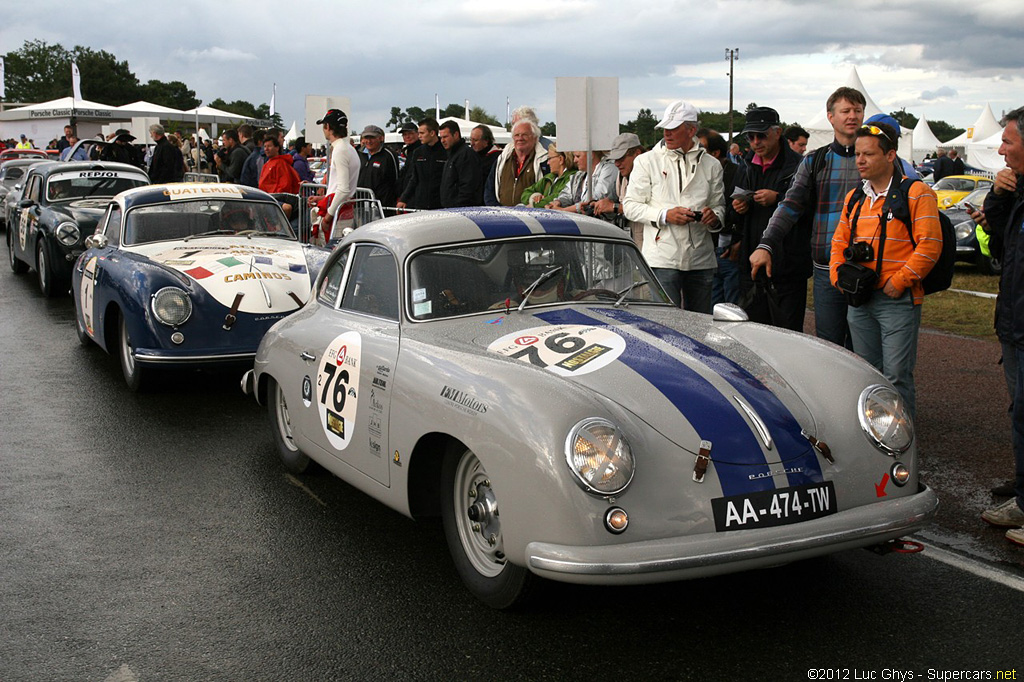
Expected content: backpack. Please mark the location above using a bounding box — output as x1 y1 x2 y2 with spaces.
845 176 955 295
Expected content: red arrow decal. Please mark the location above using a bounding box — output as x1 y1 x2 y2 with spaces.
875 473 890 497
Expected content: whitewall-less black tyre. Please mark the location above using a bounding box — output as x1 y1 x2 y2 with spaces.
269 377 312 473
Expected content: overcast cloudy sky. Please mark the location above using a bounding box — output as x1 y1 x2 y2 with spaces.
4 0 1022 133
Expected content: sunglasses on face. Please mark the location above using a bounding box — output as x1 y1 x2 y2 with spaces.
748 131 770 141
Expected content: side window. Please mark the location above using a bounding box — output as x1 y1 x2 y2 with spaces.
341 245 399 321
317 247 350 308
25 175 42 203
105 205 123 244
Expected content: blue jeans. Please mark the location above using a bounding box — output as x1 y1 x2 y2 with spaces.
1013 348 1024 510
846 289 922 420
712 247 740 306
813 267 852 349
654 267 715 313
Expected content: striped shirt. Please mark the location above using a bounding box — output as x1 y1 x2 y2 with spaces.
758 141 860 267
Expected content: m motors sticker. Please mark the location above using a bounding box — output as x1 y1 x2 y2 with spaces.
487 324 625 376
317 331 361 450
80 256 99 335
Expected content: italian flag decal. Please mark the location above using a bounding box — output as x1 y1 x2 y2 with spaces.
185 256 245 280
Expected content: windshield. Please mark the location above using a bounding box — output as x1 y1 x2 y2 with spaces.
407 237 669 320
932 177 977 192
45 171 146 203
122 199 296 245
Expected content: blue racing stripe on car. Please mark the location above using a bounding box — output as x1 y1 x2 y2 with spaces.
593 307 824 488
534 309 774 496
532 211 582 235
452 208 533 238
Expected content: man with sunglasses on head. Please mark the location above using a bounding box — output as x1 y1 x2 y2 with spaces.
750 87 867 348
730 107 805 330
828 122 941 420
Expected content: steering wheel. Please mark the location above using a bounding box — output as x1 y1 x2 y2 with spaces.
572 288 618 301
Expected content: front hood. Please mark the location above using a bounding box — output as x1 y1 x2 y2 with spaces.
57 200 109 231
128 236 312 314
463 305 819 470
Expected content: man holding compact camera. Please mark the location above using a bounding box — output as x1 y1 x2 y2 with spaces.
623 100 724 313
828 122 942 419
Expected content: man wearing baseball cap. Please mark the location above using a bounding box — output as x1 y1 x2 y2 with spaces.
357 125 400 208
593 132 645 245
314 109 360 241
622 100 725 313
730 106 806 330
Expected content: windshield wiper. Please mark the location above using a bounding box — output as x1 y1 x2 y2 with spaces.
615 279 649 307
183 229 236 241
517 266 563 312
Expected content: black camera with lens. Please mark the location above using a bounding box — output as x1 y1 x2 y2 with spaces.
843 241 874 262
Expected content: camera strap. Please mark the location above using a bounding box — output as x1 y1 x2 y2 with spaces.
847 191 887 279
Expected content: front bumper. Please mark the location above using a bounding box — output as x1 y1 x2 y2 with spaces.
525 484 938 585
133 348 256 366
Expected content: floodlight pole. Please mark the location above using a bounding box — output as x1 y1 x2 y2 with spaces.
725 48 739 141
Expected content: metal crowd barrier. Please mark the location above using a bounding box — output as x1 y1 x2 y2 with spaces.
183 172 220 183
297 184 388 245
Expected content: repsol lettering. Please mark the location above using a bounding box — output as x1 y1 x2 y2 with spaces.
223 272 293 282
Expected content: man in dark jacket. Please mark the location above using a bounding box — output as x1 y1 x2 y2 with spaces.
981 105 1024 546
101 129 144 169
730 107 805 330
290 137 314 183
148 124 184 184
397 122 421 199
357 125 400 207
932 148 954 182
397 118 445 210
470 124 501 179
215 128 250 183
438 121 483 207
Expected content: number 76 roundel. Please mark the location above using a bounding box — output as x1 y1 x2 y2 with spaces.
317 331 362 450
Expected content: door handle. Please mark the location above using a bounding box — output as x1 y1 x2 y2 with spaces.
300 351 316 362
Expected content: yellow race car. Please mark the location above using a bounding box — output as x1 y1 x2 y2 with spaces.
933 174 993 210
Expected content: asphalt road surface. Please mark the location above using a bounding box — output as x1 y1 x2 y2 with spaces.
1 263 1021 681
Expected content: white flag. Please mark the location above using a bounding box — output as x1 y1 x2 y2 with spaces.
71 62 82 102
0 57 5 99
269 83 276 117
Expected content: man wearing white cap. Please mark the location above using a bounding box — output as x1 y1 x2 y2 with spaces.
623 100 725 313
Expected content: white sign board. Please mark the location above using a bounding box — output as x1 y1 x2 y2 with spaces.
554 77 619 152
305 95 352 146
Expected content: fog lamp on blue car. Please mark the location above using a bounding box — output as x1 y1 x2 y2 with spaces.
56 221 80 246
858 385 914 455
151 287 193 327
565 418 635 496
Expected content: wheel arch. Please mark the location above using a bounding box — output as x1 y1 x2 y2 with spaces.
407 432 465 520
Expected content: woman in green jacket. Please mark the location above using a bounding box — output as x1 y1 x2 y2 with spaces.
521 143 577 207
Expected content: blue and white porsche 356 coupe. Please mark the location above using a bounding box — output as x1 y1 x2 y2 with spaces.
7 160 149 296
72 183 328 391
242 207 938 608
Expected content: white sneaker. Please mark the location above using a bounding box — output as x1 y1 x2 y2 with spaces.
1007 528 1024 548
981 498 1024 528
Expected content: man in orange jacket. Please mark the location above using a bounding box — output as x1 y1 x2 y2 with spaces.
829 122 942 419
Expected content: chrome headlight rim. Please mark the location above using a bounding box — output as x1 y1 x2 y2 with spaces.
858 384 914 456
55 221 80 246
151 287 193 327
564 417 635 497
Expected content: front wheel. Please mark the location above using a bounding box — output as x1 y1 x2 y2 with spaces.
8 231 27 274
36 239 60 298
268 377 313 473
119 316 149 392
441 446 532 609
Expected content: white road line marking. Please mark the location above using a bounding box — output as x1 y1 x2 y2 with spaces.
285 473 327 507
948 288 998 299
103 664 139 682
917 541 1024 593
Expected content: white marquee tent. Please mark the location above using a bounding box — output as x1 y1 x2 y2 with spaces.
912 115 943 156
966 128 1006 173
944 103 1002 148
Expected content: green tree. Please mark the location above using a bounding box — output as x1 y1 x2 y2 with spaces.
620 108 659 148
930 119 966 143
138 79 200 110
2 39 73 102
71 46 139 105
540 121 556 137
468 106 500 126
889 108 919 131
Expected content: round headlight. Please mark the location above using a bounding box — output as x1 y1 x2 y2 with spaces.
858 385 914 455
954 220 974 241
564 418 635 496
56 221 80 246
151 287 192 327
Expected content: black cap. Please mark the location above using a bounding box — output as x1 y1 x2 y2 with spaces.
316 109 348 126
112 128 136 141
742 107 780 134
399 122 417 133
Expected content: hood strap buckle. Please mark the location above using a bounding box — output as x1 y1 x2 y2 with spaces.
692 439 712 483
